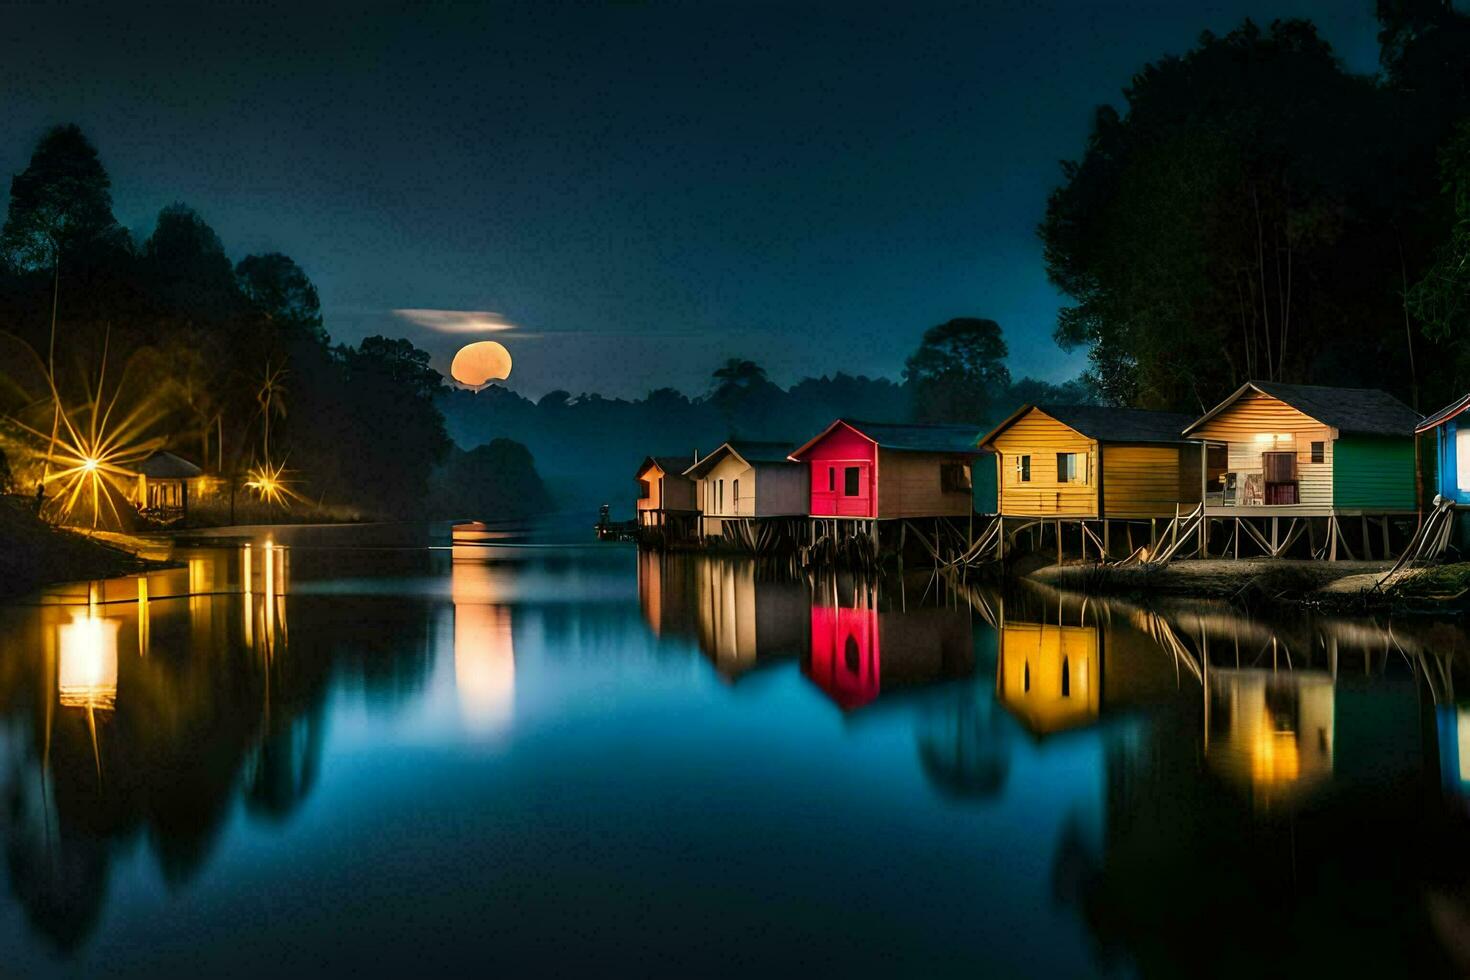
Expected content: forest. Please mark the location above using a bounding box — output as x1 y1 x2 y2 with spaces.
4 2 1470 527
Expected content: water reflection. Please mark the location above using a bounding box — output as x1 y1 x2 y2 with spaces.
451 549 515 734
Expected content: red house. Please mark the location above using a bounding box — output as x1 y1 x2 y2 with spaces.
787 419 985 519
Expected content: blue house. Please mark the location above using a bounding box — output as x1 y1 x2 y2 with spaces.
1418 394 1470 505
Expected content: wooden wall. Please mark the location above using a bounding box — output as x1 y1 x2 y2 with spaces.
801 424 878 518
1101 445 1198 518
752 461 808 517
1188 391 1334 507
1333 435 1416 510
875 449 973 518
989 408 1098 517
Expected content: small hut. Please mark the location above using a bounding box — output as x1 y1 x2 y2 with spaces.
132 451 204 521
634 454 700 537
786 420 985 521
980 405 1200 520
1418 393 1470 506
682 440 807 538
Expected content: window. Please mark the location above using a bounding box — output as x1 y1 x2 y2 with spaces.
717 479 724 512
1061 656 1070 698
941 462 971 492
1310 441 1325 464
844 466 861 497
1056 452 1087 484
732 479 739 509
637 480 650 500
1015 455 1031 482
828 467 836 492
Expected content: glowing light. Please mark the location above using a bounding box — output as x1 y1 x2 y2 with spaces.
450 340 513 388
452 559 515 735
245 459 304 510
81 457 99 472
58 611 119 710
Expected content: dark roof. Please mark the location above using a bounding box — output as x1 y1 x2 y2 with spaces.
790 419 984 459
979 404 1192 447
1184 382 1419 438
134 451 202 479
1418 394 1470 433
1036 405 1194 444
683 440 798 477
637 454 699 480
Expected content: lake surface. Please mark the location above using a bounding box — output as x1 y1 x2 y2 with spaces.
4 523 1470 977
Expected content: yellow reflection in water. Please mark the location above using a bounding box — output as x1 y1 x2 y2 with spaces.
57 611 119 710
451 559 514 734
997 621 1100 735
1208 671 1334 803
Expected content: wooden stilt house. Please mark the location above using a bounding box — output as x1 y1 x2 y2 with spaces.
635 454 700 536
786 420 986 521
682 440 807 538
1182 382 1418 515
979 405 1200 519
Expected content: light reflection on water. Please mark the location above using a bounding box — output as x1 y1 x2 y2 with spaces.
1 526 1469 975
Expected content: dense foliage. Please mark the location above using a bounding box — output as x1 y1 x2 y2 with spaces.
1042 6 1470 413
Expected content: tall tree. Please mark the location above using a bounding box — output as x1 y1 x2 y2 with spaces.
903 318 1010 424
141 204 241 320
1041 20 1403 411
1408 121 1470 377
236 253 327 345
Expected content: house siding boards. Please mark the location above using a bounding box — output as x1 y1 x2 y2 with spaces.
876 449 973 519
1102 445 1199 518
1333 435 1415 511
689 446 809 535
989 409 1098 517
1187 390 1335 509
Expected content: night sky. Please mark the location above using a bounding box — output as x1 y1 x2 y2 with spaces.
2 1 1381 399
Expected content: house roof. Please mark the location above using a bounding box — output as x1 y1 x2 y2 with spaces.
683 440 797 477
134 451 203 479
788 419 985 460
1418 394 1470 434
637 454 699 480
1183 381 1419 438
979 404 1193 448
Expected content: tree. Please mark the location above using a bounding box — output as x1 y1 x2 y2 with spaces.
1 124 124 272
903 318 1011 424
432 437 553 519
141 204 241 320
236 253 327 345
1408 121 1470 376
1040 20 1405 410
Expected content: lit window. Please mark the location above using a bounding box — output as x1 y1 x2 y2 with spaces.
1016 455 1031 482
1056 452 1087 483
1458 427 1470 492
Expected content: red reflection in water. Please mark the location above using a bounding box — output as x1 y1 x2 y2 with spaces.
807 605 880 710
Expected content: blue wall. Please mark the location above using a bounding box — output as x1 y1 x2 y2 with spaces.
1435 419 1470 505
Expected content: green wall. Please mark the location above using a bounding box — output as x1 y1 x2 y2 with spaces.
1332 435 1416 510
974 452 998 513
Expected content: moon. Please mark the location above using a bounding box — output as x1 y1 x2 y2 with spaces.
451 340 513 388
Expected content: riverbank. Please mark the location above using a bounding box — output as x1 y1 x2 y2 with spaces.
1028 556 1470 613
0 497 173 599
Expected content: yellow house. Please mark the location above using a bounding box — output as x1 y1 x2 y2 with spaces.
634 454 700 532
979 404 1200 519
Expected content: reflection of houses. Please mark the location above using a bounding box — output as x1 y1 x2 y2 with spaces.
693 558 806 681
637 550 700 640
804 582 972 711
1206 670 1335 801
683 441 807 539
997 620 1100 735
788 419 986 521
129 450 207 522
634 454 700 535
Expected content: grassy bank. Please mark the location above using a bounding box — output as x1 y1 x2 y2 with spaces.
0 497 170 599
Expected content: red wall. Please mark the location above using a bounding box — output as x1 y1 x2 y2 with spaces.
798 424 877 517
807 605 881 710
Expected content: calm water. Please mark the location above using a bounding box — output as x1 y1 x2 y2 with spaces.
4 523 1470 977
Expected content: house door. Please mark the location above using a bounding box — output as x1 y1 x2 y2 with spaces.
1262 451 1299 505
836 462 872 517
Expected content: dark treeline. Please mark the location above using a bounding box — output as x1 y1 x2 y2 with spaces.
0 125 549 522
441 318 1093 514
1043 2 1470 414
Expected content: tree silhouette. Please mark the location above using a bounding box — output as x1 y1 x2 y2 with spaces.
903 318 1010 424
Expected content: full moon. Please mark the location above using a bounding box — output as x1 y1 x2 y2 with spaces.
450 340 513 388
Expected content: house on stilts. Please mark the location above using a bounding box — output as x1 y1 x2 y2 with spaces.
978 404 1200 560
634 454 701 541
682 440 808 549
1181 382 1420 559
1414 393 1470 555
786 419 991 551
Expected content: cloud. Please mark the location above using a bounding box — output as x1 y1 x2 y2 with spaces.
393 308 516 334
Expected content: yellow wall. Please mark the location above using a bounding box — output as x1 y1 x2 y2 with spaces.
636 462 664 513
1101 444 1198 518
998 621 1100 734
989 409 1098 517
1188 390 1334 507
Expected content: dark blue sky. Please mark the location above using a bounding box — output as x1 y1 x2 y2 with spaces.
1 1 1382 399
